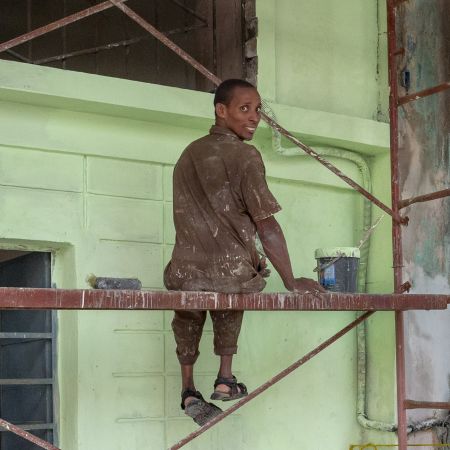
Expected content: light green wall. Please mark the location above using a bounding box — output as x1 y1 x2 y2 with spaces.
0 1 397 447
259 0 381 120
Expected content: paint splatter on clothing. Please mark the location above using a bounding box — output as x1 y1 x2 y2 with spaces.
164 125 281 293
164 125 281 364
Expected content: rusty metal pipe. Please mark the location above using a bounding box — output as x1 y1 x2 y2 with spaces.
398 82 450 105
169 311 375 449
399 188 450 208
404 400 450 410
0 418 60 450
0 0 128 54
386 1 407 449
261 112 406 224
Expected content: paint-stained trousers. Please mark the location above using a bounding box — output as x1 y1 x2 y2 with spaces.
172 310 244 365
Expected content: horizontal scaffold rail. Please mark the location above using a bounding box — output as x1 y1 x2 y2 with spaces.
0 288 448 311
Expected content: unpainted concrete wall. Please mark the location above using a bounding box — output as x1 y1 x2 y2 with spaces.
397 0 450 443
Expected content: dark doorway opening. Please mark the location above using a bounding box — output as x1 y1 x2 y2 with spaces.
0 251 57 449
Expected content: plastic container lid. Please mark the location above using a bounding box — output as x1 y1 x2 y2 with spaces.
315 247 360 259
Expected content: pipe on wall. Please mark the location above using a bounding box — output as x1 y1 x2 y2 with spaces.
270 126 448 434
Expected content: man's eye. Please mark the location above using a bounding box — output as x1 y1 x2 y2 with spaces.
240 106 249 112
256 106 261 112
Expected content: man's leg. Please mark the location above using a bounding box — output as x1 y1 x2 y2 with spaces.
210 310 245 396
172 310 206 406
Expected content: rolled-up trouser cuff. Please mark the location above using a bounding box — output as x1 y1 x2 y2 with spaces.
172 310 206 366
213 345 238 356
176 349 200 365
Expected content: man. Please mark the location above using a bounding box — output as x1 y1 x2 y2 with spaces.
164 79 324 425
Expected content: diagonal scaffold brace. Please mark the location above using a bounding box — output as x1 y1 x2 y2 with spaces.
0 418 61 450
108 0 405 225
169 311 374 449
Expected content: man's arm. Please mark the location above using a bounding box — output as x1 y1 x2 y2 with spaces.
256 215 325 293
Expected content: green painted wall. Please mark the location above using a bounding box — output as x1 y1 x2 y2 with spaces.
259 0 382 120
0 1 397 448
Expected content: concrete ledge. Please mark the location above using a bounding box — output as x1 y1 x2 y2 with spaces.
0 60 389 155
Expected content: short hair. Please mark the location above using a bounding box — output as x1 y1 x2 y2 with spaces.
213 79 256 106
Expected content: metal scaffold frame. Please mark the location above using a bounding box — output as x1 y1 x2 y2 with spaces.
0 1 450 449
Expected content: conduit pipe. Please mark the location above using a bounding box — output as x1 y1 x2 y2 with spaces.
270 127 448 434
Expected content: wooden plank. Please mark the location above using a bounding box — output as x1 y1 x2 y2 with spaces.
0 288 448 311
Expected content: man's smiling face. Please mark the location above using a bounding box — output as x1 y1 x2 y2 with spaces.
215 86 262 141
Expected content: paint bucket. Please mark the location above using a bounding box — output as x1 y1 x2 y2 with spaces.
315 247 360 293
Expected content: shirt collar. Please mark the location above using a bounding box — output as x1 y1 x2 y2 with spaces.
209 125 240 140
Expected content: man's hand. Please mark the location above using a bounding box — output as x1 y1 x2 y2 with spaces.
256 216 327 294
257 257 271 278
285 277 326 293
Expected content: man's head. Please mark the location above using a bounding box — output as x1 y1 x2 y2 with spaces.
214 79 261 141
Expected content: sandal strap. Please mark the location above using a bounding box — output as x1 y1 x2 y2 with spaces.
214 375 248 397
181 389 204 410
213 375 237 389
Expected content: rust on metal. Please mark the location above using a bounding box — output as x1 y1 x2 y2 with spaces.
386 0 408 449
261 112 407 224
170 311 375 449
0 418 60 450
398 82 450 105
0 0 128 54
387 0 404 292
399 281 412 293
0 288 448 311
404 400 450 410
399 188 450 209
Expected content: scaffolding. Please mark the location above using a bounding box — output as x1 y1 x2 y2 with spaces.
0 1 450 449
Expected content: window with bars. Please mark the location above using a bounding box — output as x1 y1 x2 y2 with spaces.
0 252 57 449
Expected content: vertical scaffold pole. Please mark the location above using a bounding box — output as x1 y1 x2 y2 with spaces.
386 1 407 449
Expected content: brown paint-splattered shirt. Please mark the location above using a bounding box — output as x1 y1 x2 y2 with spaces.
164 125 281 293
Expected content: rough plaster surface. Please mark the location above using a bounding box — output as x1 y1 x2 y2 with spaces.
397 0 450 440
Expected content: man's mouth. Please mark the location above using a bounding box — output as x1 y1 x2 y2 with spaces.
246 127 256 133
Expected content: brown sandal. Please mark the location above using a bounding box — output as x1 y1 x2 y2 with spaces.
181 389 223 426
210 375 248 401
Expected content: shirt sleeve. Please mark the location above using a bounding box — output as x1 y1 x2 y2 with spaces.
241 149 281 222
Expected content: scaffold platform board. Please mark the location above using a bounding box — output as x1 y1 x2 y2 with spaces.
0 288 448 311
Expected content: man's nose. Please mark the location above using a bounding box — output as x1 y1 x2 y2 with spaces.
249 110 260 123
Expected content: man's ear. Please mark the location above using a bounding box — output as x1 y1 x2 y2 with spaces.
215 103 227 119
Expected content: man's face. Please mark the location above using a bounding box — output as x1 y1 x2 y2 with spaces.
215 87 262 140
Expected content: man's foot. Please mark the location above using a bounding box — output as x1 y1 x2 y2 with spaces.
181 389 223 426
210 375 248 401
